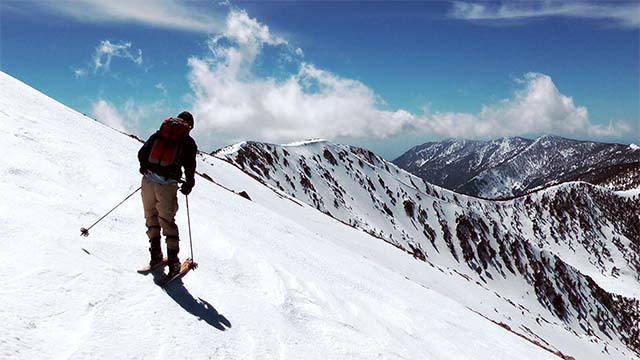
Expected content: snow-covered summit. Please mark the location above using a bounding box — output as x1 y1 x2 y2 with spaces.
281 138 330 147
214 139 332 157
394 135 640 198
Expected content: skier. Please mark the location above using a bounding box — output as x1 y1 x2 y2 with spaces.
138 111 197 278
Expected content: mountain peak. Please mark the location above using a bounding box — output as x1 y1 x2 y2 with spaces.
394 135 639 198
281 138 330 147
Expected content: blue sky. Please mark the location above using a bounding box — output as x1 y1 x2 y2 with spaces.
1 1 638 158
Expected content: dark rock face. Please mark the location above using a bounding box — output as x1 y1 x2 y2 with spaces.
214 140 640 356
393 135 640 199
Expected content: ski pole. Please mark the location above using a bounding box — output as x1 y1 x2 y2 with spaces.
80 186 142 237
185 195 198 269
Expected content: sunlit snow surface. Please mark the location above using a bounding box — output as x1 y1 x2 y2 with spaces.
1 71 635 359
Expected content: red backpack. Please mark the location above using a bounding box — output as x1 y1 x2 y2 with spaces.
148 117 191 166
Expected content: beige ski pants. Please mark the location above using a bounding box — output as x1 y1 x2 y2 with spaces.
141 177 179 250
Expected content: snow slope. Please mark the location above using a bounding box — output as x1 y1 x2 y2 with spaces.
0 74 578 358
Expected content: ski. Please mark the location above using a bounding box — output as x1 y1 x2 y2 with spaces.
137 257 168 274
162 258 198 286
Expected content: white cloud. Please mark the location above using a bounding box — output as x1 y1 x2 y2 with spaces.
409 73 630 139
92 99 129 132
93 40 143 72
34 0 225 33
450 1 640 28
73 40 143 77
205 9 289 78
187 10 630 147
91 98 169 135
188 10 411 144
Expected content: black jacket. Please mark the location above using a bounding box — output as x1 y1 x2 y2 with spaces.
138 132 197 184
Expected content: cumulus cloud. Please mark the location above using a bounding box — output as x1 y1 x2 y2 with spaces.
32 0 225 33
450 1 640 28
204 9 289 77
417 72 631 138
188 10 413 144
187 10 630 147
93 40 143 72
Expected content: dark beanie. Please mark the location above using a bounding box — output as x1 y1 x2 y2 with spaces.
177 111 194 128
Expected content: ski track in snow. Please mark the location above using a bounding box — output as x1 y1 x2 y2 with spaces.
1 71 635 359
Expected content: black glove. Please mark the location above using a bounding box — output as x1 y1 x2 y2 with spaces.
180 180 194 195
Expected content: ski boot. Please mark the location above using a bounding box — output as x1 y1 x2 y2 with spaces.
166 246 181 278
149 237 163 266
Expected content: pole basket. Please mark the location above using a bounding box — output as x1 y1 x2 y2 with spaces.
185 258 199 271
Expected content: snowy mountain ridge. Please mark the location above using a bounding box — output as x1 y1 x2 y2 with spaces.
393 136 640 199
214 139 640 358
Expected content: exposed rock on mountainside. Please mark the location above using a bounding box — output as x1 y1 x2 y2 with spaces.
392 136 640 199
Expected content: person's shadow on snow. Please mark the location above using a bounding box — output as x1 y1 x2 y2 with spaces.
151 271 232 331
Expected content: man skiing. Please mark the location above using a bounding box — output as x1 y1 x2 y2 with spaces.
138 111 197 278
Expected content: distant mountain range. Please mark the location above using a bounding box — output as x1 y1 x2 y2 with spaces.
392 135 640 199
